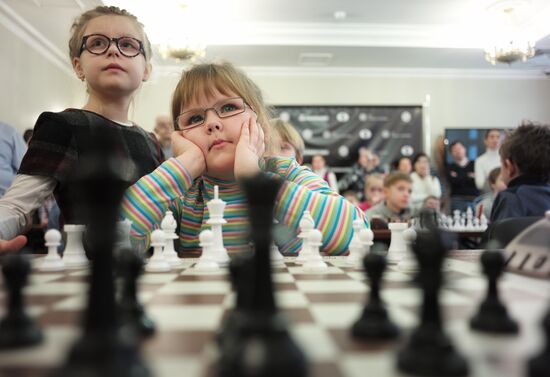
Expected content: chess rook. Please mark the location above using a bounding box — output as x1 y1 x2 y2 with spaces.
386 222 408 264
63 224 88 268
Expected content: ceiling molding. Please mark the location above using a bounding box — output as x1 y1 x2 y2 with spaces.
0 0 73 76
153 64 548 80
200 22 486 49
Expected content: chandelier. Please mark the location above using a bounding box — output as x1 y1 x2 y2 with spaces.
159 43 206 62
483 0 536 65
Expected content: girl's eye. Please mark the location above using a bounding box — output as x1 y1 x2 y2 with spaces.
188 114 204 125
220 103 238 113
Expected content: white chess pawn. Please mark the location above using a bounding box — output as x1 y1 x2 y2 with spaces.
40 229 65 271
63 224 88 268
296 211 314 264
465 207 474 231
359 227 374 254
270 242 285 267
194 229 220 271
206 185 230 266
347 219 366 266
145 229 171 272
398 225 418 272
161 211 181 266
386 222 408 264
303 229 328 272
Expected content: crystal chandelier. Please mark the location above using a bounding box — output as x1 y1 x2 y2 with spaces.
159 43 206 62
483 0 536 65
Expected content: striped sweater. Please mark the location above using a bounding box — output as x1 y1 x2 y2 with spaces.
121 156 368 255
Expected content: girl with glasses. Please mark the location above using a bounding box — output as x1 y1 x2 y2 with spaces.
121 61 368 256
0 6 163 253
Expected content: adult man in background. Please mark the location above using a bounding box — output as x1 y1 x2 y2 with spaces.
446 140 479 212
0 122 27 197
154 115 174 159
475 129 502 193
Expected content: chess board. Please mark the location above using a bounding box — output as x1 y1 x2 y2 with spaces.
0 253 549 377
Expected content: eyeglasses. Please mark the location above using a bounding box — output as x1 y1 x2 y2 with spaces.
175 97 252 131
79 34 146 58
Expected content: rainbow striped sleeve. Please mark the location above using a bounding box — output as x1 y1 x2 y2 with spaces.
267 157 369 255
121 158 193 251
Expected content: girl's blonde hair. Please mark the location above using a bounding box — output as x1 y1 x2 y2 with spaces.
171 61 274 153
68 6 152 61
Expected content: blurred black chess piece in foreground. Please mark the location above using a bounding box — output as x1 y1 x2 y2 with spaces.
54 131 149 377
397 209 469 377
351 251 400 340
470 250 519 334
0 253 43 349
217 173 308 377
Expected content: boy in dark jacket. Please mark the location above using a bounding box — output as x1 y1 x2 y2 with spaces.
490 122 550 222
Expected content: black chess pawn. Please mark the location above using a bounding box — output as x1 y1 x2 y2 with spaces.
116 248 156 338
528 306 550 377
0 253 43 349
470 250 519 334
397 227 469 377
217 173 308 377
351 252 400 340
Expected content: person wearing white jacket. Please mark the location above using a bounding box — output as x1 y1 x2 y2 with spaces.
410 152 441 212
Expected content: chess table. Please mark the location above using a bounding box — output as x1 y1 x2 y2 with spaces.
0 253 549 377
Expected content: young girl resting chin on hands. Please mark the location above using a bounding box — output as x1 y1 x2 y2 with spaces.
121 61 368 256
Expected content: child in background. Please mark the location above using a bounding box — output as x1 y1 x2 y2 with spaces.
490 122 550 222
422 195 441 212
474 167 506 219
342 190 361 207
365 172 412 223
122 61 367 256
270 118 305 165
359 173 384 211
311 154 339 193
0 6 163 253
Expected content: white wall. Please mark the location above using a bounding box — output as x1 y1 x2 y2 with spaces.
0 24 82 134
3 19 550 151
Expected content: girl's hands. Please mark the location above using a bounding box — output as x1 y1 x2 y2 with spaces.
234 116 265 179
172 131 206 179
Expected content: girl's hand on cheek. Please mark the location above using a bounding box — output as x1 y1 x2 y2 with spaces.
234 116 265 179
172 131 206 178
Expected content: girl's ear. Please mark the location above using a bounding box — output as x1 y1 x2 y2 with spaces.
142 62 152 82
72 57 85 81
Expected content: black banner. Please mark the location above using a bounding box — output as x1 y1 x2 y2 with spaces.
273 105 423 173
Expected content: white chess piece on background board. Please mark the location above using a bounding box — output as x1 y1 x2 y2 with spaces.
296 211 314 264
194 229 219 271
386 222 408 264
40 229 65 271
62 224 88 268
206 185 230 266
347 219 367 266
161 211 182 266
145 229 171 272
303 228 328 272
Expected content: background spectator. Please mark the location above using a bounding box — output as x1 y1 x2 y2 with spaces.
446 140 479 212
271 118 305 165
311 154 338 192
359 173 384 211
338 147 383 200
154 115 174 159
410 152 442 211
475 129 502 193
474 167 506 219
0 122 27 197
